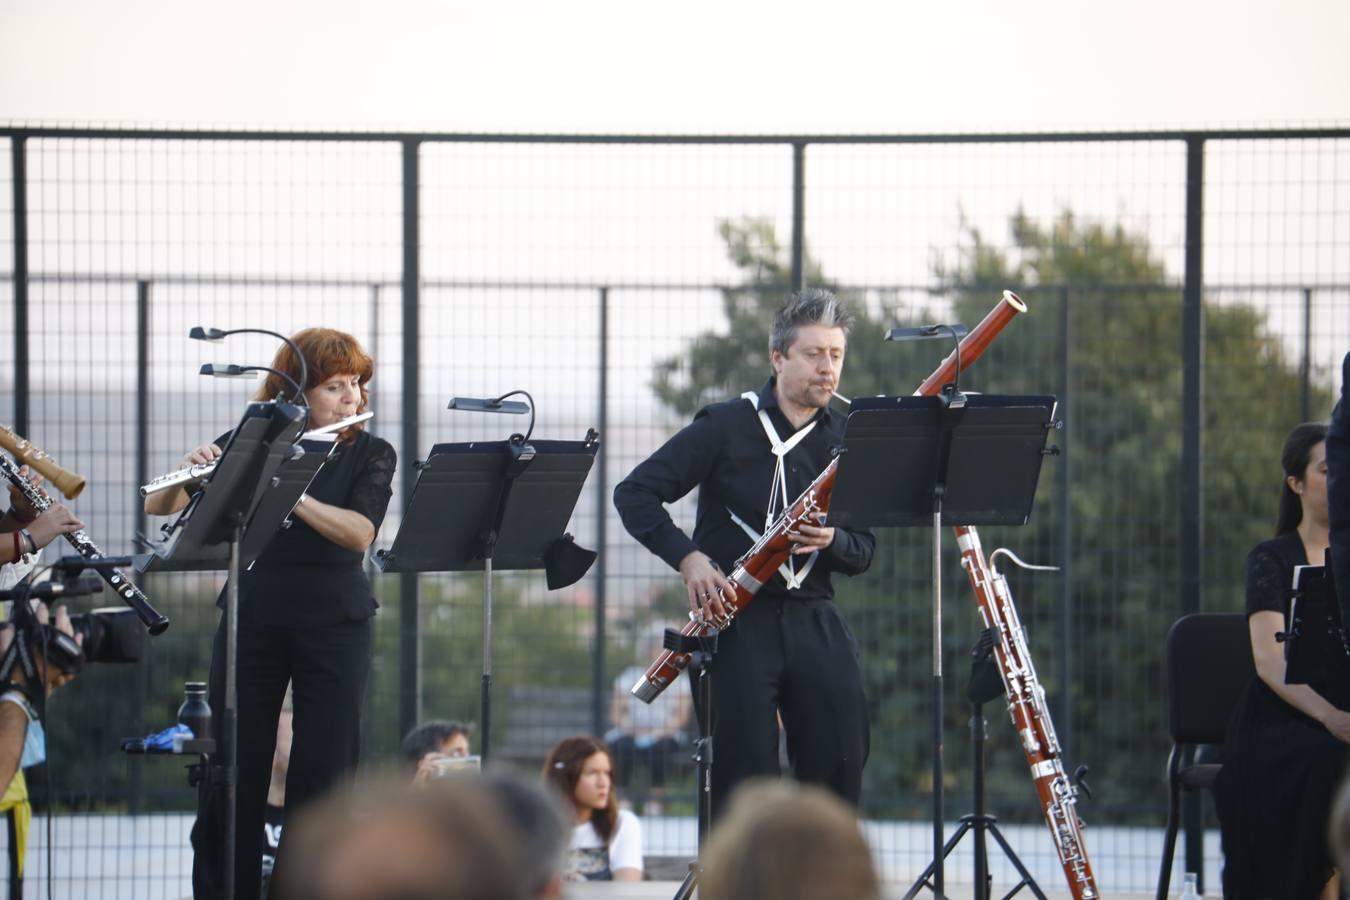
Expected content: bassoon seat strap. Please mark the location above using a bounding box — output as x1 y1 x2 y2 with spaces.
729 391 819 590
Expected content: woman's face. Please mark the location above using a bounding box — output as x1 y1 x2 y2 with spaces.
573 751 612 812
305 373 362 428
1289 440 1329 525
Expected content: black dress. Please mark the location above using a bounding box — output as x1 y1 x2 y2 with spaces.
191 428 396 900
1212 532 1349 900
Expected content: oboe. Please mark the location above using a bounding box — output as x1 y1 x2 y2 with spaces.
0 450 169 635
956 526 1098 899
139 410 374 497
632 291 1028 703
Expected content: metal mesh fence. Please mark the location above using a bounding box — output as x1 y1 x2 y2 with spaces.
0 126 1347 896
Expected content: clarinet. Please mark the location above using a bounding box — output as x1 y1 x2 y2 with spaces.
632 290 1029 702
0 452 169 635
956 526 1098 899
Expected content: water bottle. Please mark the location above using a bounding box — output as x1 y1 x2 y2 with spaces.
177 682 211 741
1179 872 1200 899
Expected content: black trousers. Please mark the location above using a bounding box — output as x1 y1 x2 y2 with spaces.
192 613 372 900
703 594 870 822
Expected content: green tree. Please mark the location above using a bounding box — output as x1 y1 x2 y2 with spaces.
650 212 1330 823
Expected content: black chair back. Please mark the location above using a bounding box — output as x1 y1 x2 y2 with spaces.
1166 612 1255 745
1156 611 1257 899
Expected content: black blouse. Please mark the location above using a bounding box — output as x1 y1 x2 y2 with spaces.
227 429 396 627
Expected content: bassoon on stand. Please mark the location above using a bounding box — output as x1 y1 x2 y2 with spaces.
955 527 1098 899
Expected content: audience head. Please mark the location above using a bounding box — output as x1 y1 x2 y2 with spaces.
1276 421 1329 535
541 735 618 839
402 719 473 769
272 775 526 900
698 779 881 900
479 768 570 900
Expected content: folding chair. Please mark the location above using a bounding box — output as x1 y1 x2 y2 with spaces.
1156 612 1255 899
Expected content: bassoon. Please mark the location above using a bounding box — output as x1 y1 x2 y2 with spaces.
0 434 169 635
956 527 1098 899
631 290 1028 703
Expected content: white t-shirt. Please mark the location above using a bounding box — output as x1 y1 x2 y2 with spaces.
567 808 642 881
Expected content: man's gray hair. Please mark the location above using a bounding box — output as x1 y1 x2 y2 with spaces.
770 288 855 356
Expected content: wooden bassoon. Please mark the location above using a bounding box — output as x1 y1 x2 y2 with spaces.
955 528 1098 898
630 290 1027 703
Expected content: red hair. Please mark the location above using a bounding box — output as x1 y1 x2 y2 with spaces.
542 736 619 843
255 328 374 444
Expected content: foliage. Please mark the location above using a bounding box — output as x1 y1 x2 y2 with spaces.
648 212 1332 823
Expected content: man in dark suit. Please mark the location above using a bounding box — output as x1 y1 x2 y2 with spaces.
1328 352 1350 614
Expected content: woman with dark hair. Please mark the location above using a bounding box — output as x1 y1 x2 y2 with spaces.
146 327 396 900
541 736 642 882
1213 421 1349 900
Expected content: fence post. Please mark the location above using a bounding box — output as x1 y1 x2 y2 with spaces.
1181 134 1207 890
1056 284 1074 761
791 142 806 292
400 139 422 738
1301 287 1313 423
592 287 610 736
11 136 28 435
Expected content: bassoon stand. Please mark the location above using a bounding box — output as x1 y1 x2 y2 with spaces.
903 629 1048 900
830 391 1056 899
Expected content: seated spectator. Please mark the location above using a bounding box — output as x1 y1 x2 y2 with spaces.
541 736 642 882
401 719 474 782
698 779 880 900
261 689 293 900
271 774 526 900
605 623 691 815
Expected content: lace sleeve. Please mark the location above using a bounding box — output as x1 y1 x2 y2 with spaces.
1245 544 1290 616
348 437 397 532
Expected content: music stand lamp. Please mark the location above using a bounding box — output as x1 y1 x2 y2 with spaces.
375 393 598 762
830 392 1056 899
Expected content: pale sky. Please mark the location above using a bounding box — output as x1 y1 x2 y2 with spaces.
2 0 1348 133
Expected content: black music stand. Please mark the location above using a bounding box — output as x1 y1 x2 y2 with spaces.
135 399 308 900
374 434 598 761
829 393 1056 900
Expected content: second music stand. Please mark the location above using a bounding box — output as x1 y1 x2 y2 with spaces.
830 392 1057 899
375 433 599 761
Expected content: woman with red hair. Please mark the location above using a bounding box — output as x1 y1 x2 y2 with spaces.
146 327 396 900
542 736 643 882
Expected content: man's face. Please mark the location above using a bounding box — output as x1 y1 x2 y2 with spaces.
772 324 847 412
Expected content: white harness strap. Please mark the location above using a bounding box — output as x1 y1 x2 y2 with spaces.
729 391 819 590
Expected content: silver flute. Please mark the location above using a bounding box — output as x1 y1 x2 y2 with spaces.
0 451 169 634
139 411 373 497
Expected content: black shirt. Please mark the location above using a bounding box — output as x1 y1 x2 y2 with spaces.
613 378 874 601
219 428 396 627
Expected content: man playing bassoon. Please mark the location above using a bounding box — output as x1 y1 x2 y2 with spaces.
614 288 875 819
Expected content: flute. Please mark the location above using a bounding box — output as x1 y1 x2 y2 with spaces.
0 450 169 635
139 411 373 498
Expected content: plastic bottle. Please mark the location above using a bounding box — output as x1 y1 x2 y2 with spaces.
177 681 211 741
1179 872 1200 899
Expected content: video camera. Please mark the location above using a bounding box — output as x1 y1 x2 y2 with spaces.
1 564 145 680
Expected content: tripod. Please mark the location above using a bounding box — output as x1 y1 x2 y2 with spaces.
905 630 1047 900
669 626 718 900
